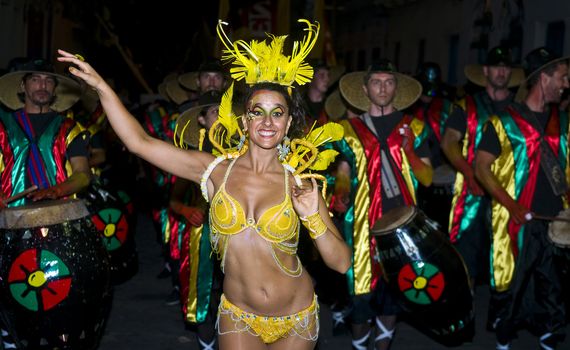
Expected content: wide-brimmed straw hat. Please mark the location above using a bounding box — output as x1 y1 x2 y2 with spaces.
157 73 177 101
0 58 81 112
464 46 525 88
339 59 422 112
166 78 195 106
324 89 364 121
178 71 199 91
80 86 100 113
515 47 570 102
324 89 345 120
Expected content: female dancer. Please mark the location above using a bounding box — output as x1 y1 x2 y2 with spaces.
58 18 350 350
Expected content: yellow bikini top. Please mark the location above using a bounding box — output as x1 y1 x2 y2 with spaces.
210 158 299 241
205 157 302 277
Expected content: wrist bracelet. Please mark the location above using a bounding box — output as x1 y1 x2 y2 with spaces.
300 211 327 239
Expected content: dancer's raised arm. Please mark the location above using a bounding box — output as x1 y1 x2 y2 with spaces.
57 49 214 184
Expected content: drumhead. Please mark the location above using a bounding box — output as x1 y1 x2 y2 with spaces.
0 199 90 229
548 208 570 248
371 206 416 235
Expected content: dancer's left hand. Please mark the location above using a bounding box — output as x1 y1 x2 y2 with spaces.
292 178 319 217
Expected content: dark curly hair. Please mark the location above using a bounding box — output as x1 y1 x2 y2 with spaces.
242 82 307 139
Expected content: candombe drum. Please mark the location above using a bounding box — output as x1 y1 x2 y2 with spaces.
371 205 473 339
80 181 138 285
0 199 111 349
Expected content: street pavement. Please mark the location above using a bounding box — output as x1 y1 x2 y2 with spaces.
98 212 570 349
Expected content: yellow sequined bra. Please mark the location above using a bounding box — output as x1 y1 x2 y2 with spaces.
205 157 302 277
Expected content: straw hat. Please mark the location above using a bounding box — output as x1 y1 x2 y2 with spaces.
464 46 525 88
175 91 243 148
165 78 195 106
339 60 422 112
515 47 570 102
157 73 177 102
80 86 100 113
0 58 81 112
324 90 345 120
177 71 199 91
324 89 364 121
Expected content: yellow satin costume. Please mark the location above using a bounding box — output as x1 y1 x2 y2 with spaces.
204 157 319 343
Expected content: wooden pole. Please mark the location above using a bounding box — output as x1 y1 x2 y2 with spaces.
95 14 154 94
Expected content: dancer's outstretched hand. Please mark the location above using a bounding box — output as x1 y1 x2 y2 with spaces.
57 49 106 93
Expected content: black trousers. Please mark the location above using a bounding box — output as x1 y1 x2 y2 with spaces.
494 220 566 344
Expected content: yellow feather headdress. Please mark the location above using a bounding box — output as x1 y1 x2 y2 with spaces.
217 19 320 87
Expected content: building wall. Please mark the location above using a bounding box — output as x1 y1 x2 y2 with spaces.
0 0 28 70
336 0 570 86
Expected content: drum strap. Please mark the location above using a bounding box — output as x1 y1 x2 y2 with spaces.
14 110 50 189
351 330 370 350
381 149 402 199
374 317 395 342
360 113 402 199
512 104 568 196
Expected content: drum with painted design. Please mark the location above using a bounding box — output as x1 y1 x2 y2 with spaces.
0 199 111 350
80 181 138 285
371 205 473 341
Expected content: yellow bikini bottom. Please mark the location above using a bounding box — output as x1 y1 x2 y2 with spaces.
216 293 319 344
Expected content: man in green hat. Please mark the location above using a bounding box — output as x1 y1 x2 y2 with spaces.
335 59 433 350
0 58 90 206
441 46 524 292
475 47 569 350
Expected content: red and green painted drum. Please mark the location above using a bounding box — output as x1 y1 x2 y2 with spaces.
80 182 138 285
371 205 473 341
0 199 111 349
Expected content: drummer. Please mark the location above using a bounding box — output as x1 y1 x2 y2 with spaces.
441 46 524 297
0 58 90 206
474 47 569 350
334 60 432 350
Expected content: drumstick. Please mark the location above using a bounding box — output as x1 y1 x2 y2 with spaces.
2 185 38 205
532 213 570 224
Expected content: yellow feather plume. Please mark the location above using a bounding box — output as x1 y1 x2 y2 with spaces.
216 19 320 87
218 82 238 141
284 122 344 175
207 82 245 157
